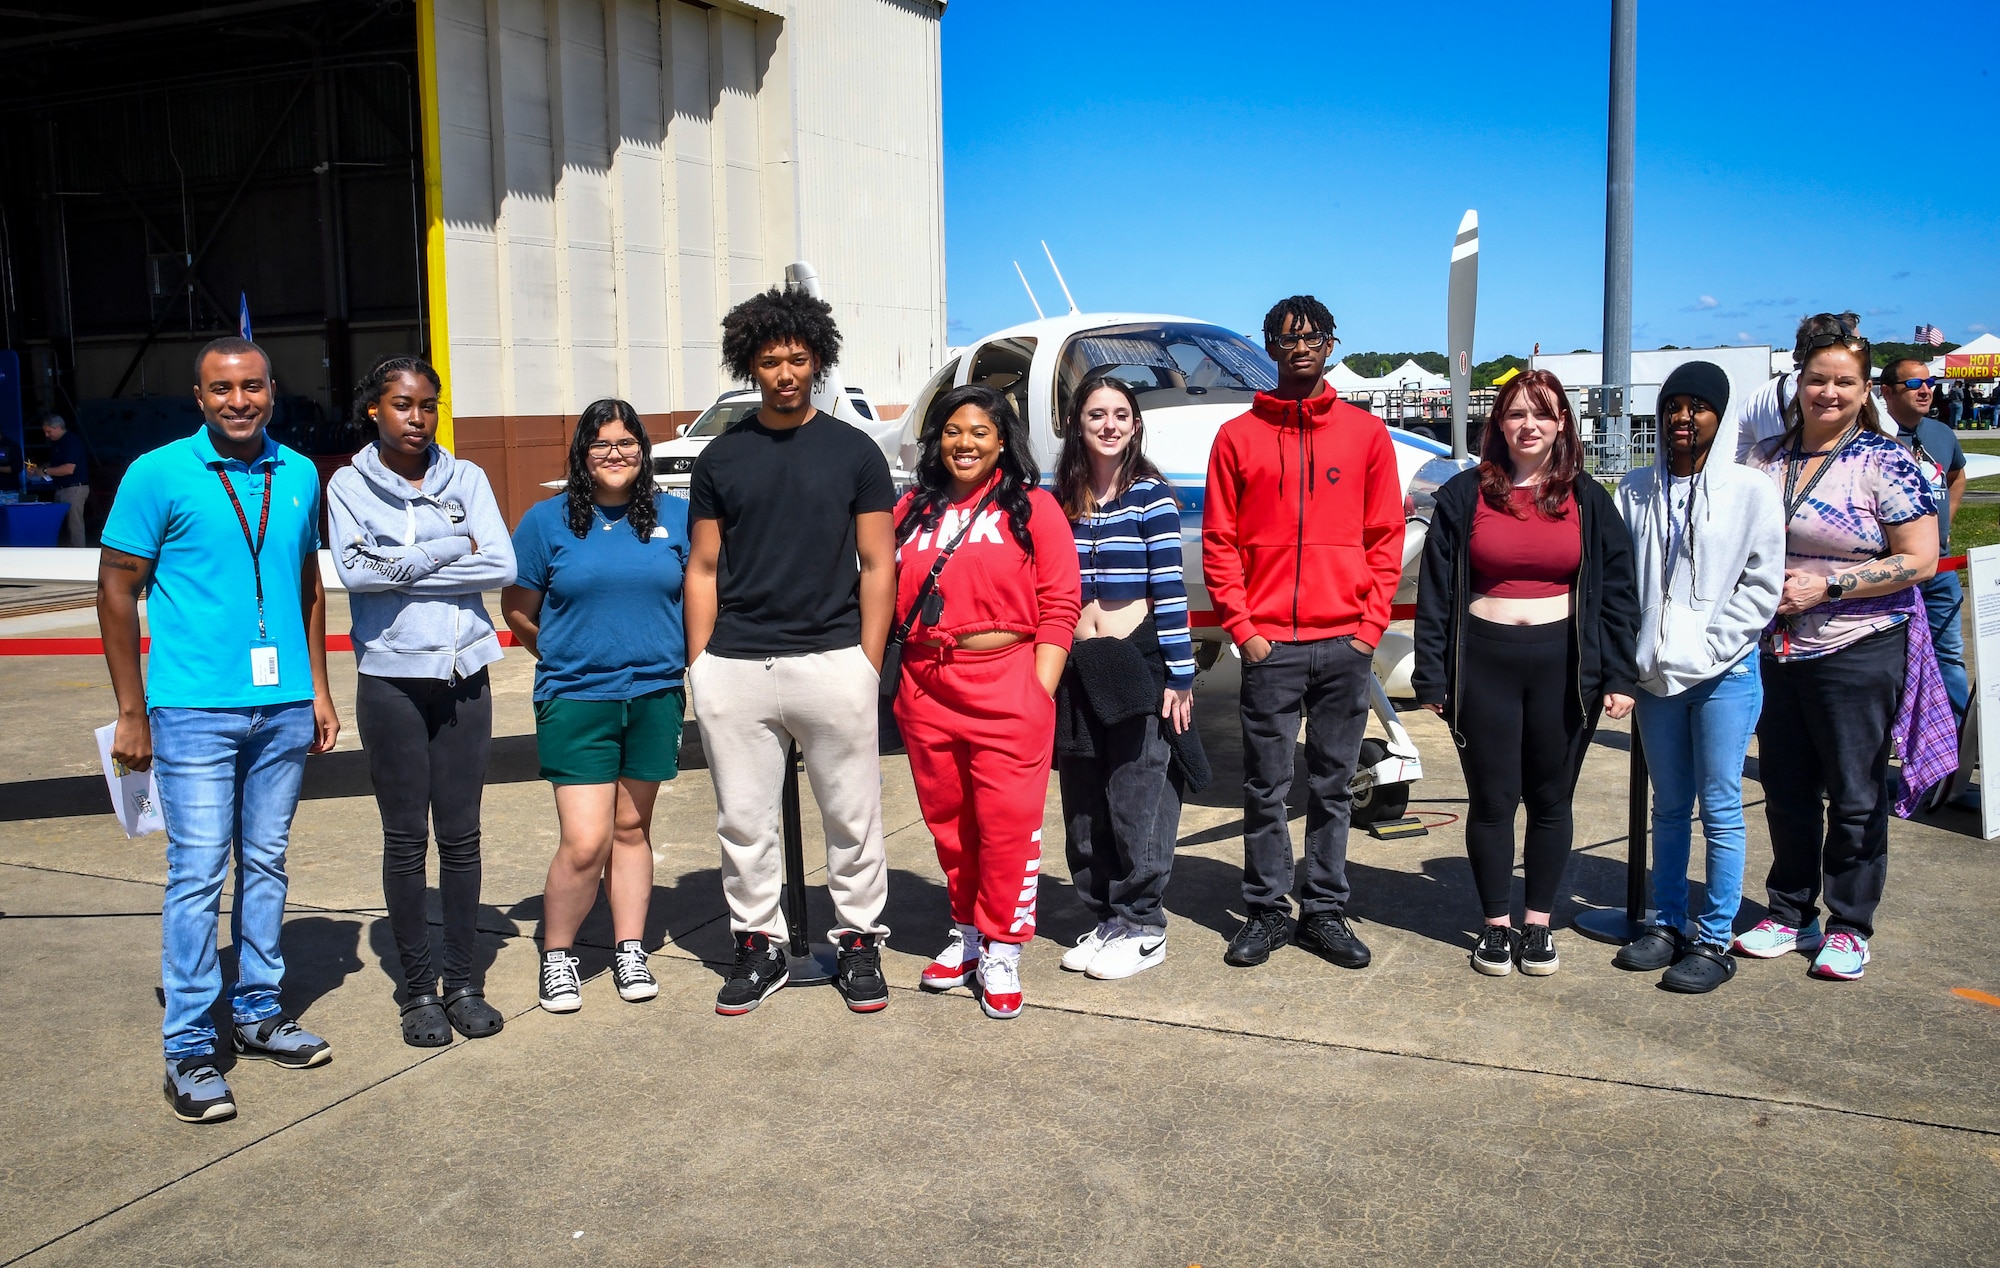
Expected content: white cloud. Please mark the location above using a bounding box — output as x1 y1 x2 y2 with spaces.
1696 295 1719 309
1971 324 1991 334
1738 331 1752 342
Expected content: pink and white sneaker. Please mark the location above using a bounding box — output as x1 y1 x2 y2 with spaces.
976 946 1023 1020
1808 931 1871 981
919 928 978 992
1731 918 1824 960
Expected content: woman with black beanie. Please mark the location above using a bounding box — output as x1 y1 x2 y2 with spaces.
1613 362 1784 992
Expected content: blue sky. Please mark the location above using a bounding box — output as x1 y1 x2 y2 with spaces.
940 0 1998 359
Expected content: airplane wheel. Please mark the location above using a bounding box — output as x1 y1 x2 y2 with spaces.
1350 739 1410 825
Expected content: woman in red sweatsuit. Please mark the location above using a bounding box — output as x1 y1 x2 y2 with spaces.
892 384 1081 1019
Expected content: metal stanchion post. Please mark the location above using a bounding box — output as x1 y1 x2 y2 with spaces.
1576 726 1655 943
779 741 839 985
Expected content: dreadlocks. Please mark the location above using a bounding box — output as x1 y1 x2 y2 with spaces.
1261 295 1337 345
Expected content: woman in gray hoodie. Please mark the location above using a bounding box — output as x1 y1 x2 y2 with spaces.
328 356 517 1045
1613 361 1784 992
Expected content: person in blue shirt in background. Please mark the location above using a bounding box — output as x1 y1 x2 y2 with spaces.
33 412 91 544
1878 359 1969 732
503 399 691 1016
97 336 342 1125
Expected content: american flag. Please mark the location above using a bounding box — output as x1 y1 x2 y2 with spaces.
1915 324 1946 346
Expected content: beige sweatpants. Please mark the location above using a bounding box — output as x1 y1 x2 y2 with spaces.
689 645 889 940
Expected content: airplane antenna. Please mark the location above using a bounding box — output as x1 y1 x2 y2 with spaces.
1041 240 1079 313
1013 261 1047 320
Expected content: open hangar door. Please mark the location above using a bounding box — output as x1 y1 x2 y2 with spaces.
0 1 428 540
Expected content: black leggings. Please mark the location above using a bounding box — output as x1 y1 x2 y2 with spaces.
355 669 493 995
1452 617 1590 919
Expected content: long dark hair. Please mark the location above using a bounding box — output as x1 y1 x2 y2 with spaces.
896 384 1038 554
565 398 657 541
1478 369 1583 519
1053 374 1173 519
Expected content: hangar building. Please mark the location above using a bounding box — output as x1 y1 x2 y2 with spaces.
0 0 947 524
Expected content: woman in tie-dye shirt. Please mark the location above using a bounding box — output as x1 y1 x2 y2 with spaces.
1737 322 1942 982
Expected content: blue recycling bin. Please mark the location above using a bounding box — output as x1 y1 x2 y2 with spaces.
0 502 68 546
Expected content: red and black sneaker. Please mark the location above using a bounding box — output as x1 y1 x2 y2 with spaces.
715 931 789 1016
835 930 889 1013
919 928 978 992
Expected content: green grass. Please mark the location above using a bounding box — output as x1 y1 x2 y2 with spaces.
1952 438 2000 554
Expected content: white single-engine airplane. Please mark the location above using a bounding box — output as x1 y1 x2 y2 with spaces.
896 308 1471 823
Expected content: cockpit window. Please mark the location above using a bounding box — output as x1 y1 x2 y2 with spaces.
1056 323 1277 430
966 337 1037 430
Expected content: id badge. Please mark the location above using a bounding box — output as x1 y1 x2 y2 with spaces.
250 643 280 687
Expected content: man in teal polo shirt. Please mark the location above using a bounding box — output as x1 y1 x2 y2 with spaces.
98 336 341 1124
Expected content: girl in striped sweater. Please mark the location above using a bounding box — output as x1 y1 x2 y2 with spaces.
1052 374 1205 980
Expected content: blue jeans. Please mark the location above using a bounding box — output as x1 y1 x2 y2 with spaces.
152 703 314 1060
1922 570 1968 724
1634 658 1761 947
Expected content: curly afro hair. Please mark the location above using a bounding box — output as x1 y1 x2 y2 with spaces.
720 286 842 381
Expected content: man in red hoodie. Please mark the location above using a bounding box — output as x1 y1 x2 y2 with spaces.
1202 295 1404 970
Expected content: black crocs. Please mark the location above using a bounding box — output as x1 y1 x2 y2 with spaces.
400 993 451 1048
1660 942 1737 994
443 986 504 1039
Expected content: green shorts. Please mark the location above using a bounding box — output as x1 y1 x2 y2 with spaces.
534 688 685 786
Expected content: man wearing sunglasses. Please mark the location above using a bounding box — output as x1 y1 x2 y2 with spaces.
1880 358 1969 729
1203 295 1404 972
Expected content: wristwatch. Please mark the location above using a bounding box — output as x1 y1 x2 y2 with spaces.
1826 573 1853 601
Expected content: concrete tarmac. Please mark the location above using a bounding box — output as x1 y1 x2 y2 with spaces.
2 595 1997 1266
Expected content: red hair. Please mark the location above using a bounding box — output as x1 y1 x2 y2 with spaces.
1478 369 1583 519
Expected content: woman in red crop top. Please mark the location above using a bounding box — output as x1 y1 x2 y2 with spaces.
890 384 1081 1020
1411 371 1639 979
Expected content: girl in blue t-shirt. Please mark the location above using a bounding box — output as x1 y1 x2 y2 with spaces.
503 399 690 1015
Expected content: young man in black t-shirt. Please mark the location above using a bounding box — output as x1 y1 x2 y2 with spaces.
687 287 898 1016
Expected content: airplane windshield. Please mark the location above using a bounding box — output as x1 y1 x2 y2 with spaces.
686 399 762 437
1056 323 1278 427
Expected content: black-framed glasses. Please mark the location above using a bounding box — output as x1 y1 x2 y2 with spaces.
1273 331 1336 351
587 438 642 455
1897 377 1939 390
1801 330 1867 356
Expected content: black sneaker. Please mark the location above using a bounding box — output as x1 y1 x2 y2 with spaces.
716 931 789 1016
1612 925 1684 972
1518 924 1560 976
1472 925 1517 976
1297 912 1372 969
1659 941 1737 994
232 1015 332 1068
1224 909 1291 967
835 931 889 1013
163 1054 236 1124
612 940 659 1002
538 948 582 1013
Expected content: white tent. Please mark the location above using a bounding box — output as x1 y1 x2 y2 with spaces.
1380 358 1449 391
1934 332 2000 379
1324 361 1371 391
1327 358 1450 394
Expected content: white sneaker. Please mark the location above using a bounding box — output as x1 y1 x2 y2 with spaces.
1059 922 1117 973
1085 926 1166 980
976 947 1023 1020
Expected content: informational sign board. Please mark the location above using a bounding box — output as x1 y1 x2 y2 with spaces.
1967 545 2000 840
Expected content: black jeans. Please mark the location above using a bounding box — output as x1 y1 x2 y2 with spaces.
1757 622 1905 939
355 670 493 995
1452 617 1590 919
1239 636 1375 916
1059 713 1183 932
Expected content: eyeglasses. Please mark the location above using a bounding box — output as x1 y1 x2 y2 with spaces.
587 438 641 455
1273 332 1336 351
1896 377 1938 391
1799 330 1867 358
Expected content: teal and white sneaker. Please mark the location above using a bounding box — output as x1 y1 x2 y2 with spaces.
1809 931 1871 981
1731 918 1824 959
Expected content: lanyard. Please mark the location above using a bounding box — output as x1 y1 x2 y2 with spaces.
1781 423 1857 524
215 464 273 641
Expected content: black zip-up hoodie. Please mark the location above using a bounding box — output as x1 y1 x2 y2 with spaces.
1410 469 1640 743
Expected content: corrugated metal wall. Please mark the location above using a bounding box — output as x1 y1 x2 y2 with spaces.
429 0 945 521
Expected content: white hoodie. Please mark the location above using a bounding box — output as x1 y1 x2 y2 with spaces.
1615 457 1785 696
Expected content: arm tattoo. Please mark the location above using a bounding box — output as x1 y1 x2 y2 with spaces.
1850 556 1917 586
